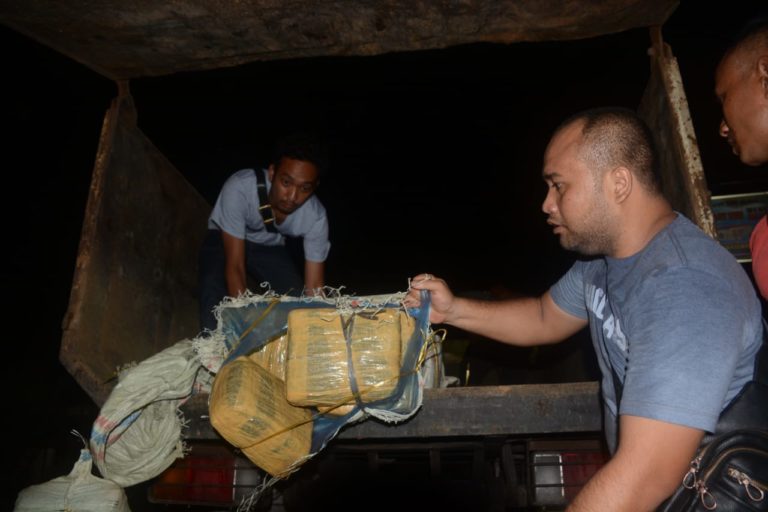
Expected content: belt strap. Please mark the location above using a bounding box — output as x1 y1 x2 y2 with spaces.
254 168 278 233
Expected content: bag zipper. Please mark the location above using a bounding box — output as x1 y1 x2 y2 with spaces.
683 446 768 509
726 465 766 502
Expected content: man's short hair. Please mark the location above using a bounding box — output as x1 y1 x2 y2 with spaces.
557 107 660 193
724 16 768 61
272 132 329 178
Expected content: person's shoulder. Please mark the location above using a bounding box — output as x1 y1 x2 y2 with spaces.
645 215 756 294
218 168 256 192
226 168 256 183
630 216 722 278
658 214 727 259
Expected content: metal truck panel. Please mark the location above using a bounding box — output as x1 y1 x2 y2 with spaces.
0 0 678 80
180 382 602 440
639 27 714 236
59 86 210 406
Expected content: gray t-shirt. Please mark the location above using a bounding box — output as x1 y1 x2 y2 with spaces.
550 214 762 452
208 168 330 262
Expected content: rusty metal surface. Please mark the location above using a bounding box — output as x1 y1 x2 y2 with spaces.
59 90 212 406
638 31 714 236
0 0 678 80
181 382 602 440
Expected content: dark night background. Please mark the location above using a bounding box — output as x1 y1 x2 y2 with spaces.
3 1 768 509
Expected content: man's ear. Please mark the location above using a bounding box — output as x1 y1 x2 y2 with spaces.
611 166 632 204
267 164 275 181
757 56 768 98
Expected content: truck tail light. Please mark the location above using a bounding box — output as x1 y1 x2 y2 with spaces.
148 443 264 507
529 439 608 506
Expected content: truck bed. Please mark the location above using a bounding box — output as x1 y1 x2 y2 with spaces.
182 381 602 440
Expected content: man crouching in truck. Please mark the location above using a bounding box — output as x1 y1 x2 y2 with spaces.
406 107 763 510
198 132 330 332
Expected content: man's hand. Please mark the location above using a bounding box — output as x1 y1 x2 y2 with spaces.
405 273 455 324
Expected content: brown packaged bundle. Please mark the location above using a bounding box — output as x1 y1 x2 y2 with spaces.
248 334 288 381
285 308 403 407
209 356 313 477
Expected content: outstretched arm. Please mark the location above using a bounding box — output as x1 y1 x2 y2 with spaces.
406 273 586 346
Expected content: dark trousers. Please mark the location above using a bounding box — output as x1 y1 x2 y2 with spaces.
197 229 303 331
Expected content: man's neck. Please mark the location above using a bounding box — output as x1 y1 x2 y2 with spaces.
611 200 676 259
273 209 288 225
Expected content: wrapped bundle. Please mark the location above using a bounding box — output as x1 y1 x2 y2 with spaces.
248 334 288 381
316 404 356 416
400 310 417 360
209 356 313 477
285 308 402 407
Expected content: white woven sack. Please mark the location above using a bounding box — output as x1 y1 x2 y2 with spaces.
90 339 207 487
14 449 130 512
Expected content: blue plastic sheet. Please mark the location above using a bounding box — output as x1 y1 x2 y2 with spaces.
214 291 431 466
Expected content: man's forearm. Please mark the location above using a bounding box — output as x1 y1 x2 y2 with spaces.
567 458 640 512
220 232 247 297
446 294 583 346
304 260 324 295
567 454 677 512
443 297 541 346
224 266 247 297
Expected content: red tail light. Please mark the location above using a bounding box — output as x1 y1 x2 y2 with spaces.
530 439 609 506
149 443 263 507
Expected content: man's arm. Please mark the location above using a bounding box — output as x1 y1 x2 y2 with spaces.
407 274 586 346
221 231 248 297
568 415 703 511
304 259 325 296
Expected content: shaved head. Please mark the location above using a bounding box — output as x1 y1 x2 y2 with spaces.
554 107 660 193
722 20 768 66
716 19 768 166
718 22 768 84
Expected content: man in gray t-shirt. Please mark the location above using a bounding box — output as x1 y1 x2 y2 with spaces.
198 133 331 331
550 214 761 454
406 107 762 510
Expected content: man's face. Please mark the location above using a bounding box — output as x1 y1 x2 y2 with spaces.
267 157 319 216
541 122 616 256
716 52 768 166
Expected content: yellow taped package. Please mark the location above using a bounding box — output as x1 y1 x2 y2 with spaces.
248 334 288 381
286 308 403 407
316 404 356 417
321 312 418 417
209 356 313 477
